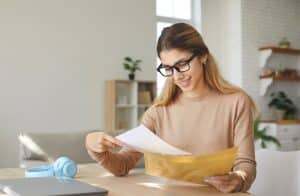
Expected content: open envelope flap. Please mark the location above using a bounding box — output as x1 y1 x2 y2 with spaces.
144 147 238 184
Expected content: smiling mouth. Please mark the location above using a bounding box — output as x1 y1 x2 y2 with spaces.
177 78 191 88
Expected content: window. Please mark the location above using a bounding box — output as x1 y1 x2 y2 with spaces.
156 0 201 95
156 0 192 20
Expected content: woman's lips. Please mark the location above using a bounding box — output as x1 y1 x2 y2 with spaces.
177 78 191 89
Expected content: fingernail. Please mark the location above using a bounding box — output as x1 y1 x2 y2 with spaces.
210 176 217 180
203 178 209 182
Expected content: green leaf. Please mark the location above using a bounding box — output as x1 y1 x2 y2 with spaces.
123 63 130 70
122 56 142 74
124 57 133 62
254 116 281 148
268 91 297 114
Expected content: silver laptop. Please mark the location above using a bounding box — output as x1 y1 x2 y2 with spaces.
0 177 108 196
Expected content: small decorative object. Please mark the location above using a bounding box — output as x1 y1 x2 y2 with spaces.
138 91 152 104
123 56 142 80
280 68 298 78
268 91 298 120
278 37 291 48
117 95 128 105
259 68 274 78
274 64 284 77
254 116 281 149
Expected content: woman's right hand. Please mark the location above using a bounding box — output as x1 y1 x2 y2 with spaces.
85 132 123 154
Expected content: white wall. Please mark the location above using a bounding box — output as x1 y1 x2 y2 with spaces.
202 0 300 119
201 0 242 87
0 0 156 167
241 0 300 119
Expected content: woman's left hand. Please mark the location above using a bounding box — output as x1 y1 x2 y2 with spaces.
204 172 244 193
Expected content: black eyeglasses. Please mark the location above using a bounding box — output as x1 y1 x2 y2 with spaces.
156 53 198 77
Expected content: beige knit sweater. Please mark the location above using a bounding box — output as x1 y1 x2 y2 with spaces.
88 90 256 191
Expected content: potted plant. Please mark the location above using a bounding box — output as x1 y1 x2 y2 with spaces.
278 37 291 48
254 116 281 149
123 56 142 80
268 91 298 120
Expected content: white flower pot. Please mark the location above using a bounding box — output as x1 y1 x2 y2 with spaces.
274 109 285 120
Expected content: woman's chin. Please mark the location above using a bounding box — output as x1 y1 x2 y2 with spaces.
179 85 193 92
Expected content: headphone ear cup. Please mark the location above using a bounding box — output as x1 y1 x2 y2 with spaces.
53 157 77 178
53 157 67 176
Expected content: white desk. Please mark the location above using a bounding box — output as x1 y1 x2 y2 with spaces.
0 163 252 196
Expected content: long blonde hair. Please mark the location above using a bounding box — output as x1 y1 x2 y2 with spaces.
154 23 256 114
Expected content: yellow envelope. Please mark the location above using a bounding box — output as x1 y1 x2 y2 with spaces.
144 147 238 184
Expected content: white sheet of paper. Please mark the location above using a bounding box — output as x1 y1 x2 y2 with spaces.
116 125 191 155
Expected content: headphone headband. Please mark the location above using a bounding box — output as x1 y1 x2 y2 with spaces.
25 157 77 178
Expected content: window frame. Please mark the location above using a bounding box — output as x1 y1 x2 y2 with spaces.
156 0 201 95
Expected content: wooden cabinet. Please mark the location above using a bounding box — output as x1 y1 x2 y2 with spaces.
105 80 156 134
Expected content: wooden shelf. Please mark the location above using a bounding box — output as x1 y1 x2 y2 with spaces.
105 80 156 132
259 75 300 81
260 120 300 124
259 46 300 55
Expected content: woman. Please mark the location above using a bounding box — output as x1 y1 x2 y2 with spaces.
86 23 256 193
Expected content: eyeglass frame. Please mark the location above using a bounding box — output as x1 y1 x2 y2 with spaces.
156 52 200 77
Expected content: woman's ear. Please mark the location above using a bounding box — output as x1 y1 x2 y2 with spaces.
198 54 208 65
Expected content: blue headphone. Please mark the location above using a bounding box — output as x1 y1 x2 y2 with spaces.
25 157 77 178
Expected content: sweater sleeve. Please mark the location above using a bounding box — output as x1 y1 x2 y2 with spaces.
87 147 143 176
232 93 257 192
87 106 158 176
140 105 158 132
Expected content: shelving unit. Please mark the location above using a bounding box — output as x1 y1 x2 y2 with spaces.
258 46 300 95
105 80 156 134
258 46 300 151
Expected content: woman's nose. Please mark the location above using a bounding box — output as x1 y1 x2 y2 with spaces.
173 69 184 80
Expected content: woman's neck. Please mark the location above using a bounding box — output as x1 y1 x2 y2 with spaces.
182 83 210 98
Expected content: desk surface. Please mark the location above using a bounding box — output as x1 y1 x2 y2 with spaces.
0 164 251 196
